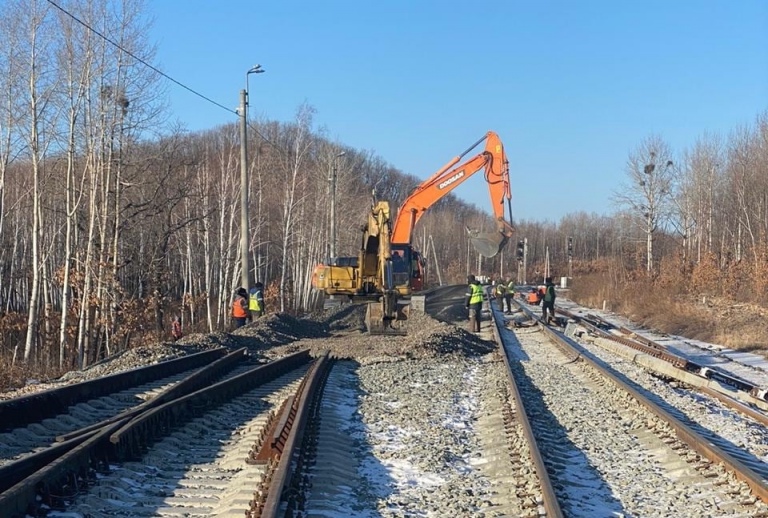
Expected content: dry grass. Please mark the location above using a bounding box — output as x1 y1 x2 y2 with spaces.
0 357 30 391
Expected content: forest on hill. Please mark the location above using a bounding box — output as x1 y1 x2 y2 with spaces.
1 0 766 387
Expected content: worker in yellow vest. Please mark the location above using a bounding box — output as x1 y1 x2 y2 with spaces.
465 275 484 333
249 281 265 319
504 279 515 313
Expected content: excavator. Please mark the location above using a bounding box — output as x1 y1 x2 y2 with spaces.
393 130 514 262
312 197 410 335
312 131 512 322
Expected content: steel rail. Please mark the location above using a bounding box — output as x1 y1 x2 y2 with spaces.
54 347 248 443
0 348 246 493
109 350 312 450
490 306 564 517
559 307 766 400
256 352 331 518
0 348 249 495
0 347 228 431
0 417 131 517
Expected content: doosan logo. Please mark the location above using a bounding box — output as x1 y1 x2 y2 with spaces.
438 170 465 189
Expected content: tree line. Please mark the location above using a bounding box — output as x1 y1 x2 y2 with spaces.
1 0 766 385
0 0 502 376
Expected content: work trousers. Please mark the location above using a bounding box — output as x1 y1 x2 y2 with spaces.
231 316 247 330
468 303 482 333
542 300 555 323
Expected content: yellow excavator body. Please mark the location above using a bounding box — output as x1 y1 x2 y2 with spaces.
313 198 410 335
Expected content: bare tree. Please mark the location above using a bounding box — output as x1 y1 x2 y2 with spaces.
613 135 675 274
16 0 59 365
276 104 315 312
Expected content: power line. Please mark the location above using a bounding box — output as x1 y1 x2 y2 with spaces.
46 0 237 116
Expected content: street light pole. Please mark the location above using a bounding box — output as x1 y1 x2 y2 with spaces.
328 151 345 260
239 64 264 291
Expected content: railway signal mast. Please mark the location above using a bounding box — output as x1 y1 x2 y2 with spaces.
516 239 527 284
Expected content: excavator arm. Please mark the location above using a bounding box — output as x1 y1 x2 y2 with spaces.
391 131 514 257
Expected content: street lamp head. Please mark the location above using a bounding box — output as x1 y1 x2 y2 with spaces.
336 151 346 157
248 64 264 75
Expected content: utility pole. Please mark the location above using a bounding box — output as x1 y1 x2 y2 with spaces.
523 238 528 284
428 234 443 286
239 65 264 290
239 89 249 290
329 151 345 260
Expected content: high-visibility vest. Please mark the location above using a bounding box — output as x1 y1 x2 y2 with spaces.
232 296 248 318
507 281 515 293
469 283 483 305
495 284 506 296
249 289 263 311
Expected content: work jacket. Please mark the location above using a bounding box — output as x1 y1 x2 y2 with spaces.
232 296 249 318
468 283 484 305
249 288 264 312
543 284 556 303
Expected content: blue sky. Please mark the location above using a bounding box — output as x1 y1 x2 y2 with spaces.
149 1 768 222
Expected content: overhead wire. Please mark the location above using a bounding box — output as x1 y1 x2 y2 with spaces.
46 0 237 116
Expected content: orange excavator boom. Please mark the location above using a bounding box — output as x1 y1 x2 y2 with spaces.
391 131 513 251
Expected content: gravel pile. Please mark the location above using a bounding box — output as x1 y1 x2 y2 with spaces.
3 306 472 401
265 307 495 364
0 312 332 401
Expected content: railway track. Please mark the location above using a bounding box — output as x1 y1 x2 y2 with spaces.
0 348 228 434
0 349 315 517
503 300 768 516
258 298 564 517
5 295 768 517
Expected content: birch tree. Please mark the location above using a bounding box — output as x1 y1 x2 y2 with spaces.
16 0 58 364
277 104 315 312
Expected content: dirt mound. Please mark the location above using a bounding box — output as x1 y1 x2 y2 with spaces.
265 310 495 364
232 312 328 343
0 307 493 400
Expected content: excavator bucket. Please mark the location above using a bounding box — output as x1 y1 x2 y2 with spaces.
468 229 509 258
365 300 409 336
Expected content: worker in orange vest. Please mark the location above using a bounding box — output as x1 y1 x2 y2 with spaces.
231 287 250 330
